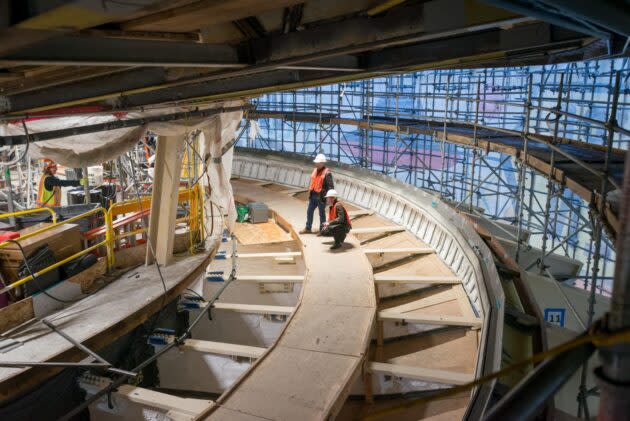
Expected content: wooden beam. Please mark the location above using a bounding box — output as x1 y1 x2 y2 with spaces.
180 339 266 358
227 251 301 258
373 274 461 284
368 362 474 385
212 303 294 315
146 135 185 266
235 275 304 283
363 247 434 255
115 384 213 418
379 288 458 314
348 209 373 218
378 311 482 327
351 226 405 234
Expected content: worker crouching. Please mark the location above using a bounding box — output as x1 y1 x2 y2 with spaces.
319 189 351 250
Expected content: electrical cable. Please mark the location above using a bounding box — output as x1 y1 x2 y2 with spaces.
5 239 85 304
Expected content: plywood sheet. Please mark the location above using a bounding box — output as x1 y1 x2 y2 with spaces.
233 221 292 245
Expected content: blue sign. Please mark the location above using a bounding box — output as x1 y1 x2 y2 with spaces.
544 308 566 327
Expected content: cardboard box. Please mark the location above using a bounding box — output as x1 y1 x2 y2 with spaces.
0 223 82 283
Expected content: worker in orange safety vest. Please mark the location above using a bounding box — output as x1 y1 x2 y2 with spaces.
319 189 352 250
36 160 86 207
299 153 334 234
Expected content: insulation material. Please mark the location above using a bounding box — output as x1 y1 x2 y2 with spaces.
200 108 243 239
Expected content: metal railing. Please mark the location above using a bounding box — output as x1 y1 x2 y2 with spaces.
0 186 202 295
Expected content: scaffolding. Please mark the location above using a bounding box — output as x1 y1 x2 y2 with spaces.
244 57 630 299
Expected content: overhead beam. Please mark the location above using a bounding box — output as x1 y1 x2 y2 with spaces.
0 36 240 67
0 23 591 115
0 105 248 146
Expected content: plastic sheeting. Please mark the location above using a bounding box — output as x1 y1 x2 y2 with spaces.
0 100 244 238
199 108 243 238
0 101 243 168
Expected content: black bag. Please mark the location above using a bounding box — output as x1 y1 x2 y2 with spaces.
60 253 97 279
18 245 60 296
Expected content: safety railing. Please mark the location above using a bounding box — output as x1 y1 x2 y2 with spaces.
0 207 113 295
0 207 57 224
0 186 202 295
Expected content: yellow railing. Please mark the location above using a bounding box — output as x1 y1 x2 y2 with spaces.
0 207 57 224
0 207 113 295
0 186 202 295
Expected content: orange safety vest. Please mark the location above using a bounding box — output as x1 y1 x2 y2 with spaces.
309 167 330 193
36 174 61 207
328 201 352 227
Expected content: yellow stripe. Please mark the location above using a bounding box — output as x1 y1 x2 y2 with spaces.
17 5 112 30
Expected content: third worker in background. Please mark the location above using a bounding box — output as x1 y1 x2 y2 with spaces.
300 153 334 234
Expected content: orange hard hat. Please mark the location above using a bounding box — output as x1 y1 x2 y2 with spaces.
42 159 57 169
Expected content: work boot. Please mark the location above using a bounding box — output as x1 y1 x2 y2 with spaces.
330 242 342 250
299 228 312 234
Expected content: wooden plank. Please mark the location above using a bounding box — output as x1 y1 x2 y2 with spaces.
351 226 405 234
373 274 461 284
147 135 185 266
212 303 294 315
226 251 301 258
235 275 304 283
378 311 482 327
363 247 434 254
0 297 34 334
116 384 213 416
379 288 458 314
180 339 266 358
347 209 373 218
368 362 474 385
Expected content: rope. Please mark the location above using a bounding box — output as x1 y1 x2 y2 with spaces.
361 325 630 420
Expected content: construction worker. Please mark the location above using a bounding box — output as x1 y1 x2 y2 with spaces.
300 153 334 234
36 160 86 207
319 189 352 250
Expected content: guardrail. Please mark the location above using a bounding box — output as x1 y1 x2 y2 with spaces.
0 207 113 295
0 185 202 295
0 207 57 224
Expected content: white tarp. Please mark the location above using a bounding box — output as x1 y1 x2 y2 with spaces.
0 101 243 168
0 100 245 238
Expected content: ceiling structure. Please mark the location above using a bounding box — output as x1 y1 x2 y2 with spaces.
0 0 628 118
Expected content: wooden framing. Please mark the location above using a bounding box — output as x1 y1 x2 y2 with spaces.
235 275 304 283
212 303 294 315
351 226 405 234
226 251 301 258
378 311 482 327
363 247 434 255
180 339 266 358
368 362 474 385
146 135 185 266
113 384 213 420
373 274 461 284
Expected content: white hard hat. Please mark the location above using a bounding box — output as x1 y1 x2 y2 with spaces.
313 153 327 163
324 189 338 198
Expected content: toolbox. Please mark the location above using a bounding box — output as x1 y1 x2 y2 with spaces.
248 202 269 224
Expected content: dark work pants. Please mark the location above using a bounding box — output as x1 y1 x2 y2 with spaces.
306 191 325 230
323 225 347 245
